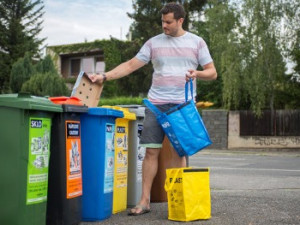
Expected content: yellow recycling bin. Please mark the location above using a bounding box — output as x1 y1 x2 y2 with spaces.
102 106 136 214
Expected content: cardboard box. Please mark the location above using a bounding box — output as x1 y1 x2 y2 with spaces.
71 71 103 107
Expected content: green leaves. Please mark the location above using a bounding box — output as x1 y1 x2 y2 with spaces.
9 52 69 97
21 72 69 97
9 52 34 93
0 0 45 92
202 0 298 116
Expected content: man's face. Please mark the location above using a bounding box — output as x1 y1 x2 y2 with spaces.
161 13 183 37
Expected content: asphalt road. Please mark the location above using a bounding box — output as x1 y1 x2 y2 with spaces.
80 150 300 225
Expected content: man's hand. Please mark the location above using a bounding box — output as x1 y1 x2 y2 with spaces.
185 69 197 81
88 74 104 84
186 62 217 82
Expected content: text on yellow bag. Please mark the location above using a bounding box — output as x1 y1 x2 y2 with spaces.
164 167 211 221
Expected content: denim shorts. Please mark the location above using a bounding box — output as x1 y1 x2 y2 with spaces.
140 103 177 148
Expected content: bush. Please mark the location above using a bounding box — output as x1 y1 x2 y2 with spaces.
21 72 70 97
98 96 143 106
10 53 34 93
35 55 57 74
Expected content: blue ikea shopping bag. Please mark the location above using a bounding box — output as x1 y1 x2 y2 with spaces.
143 79 212 157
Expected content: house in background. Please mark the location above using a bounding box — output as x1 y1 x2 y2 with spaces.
46 43 106 79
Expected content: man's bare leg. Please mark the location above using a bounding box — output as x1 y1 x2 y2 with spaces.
130 147 160 213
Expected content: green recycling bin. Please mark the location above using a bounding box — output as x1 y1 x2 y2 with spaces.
0 93 62 225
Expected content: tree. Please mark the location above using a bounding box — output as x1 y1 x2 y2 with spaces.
9 53 69 96
9 52 34 93
275 0 300 79
292 31 300 76
35 55 57 74
0 52 10 93
287 1 300 77
128 0 208 40
194 0 239 107
291 31 300 78
0 0 45 92
239 0 287 116
21 72 69 97
128 0 162 41
274 75 300 109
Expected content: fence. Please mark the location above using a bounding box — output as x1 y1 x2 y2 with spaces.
201 110 300 150
240 110 300 136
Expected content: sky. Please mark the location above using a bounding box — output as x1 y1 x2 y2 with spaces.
40 0 134 47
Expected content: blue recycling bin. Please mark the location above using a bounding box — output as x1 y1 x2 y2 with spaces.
80 107 123 221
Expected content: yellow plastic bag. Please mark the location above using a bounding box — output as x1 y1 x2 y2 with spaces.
164 167 211 221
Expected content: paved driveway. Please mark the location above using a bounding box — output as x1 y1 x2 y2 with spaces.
81 150 300 225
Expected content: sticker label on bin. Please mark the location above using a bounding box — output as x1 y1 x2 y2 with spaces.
104 123 115 193
65 121 82 198
116 126 127 150
26 117 51 205
137 123 145 182
115 124 128 189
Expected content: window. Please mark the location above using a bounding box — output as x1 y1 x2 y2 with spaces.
70 59 81 76
95 56 105 74
69 56 105 76
81 57 94 74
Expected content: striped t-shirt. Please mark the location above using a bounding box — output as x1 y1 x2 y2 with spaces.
136 32 213 104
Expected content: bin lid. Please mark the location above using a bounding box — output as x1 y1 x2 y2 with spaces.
102 105 136 120
0 93 63 112
49 96 83 105
117 105 145 118
49 96 88 113
61 104 88 113
87 107 124 118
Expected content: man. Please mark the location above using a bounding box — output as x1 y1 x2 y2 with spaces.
88 2 217 216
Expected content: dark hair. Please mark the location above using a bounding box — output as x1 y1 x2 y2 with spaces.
160 2 186 20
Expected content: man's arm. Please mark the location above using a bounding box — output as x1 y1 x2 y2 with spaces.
186 62 217 81
89 57 146 84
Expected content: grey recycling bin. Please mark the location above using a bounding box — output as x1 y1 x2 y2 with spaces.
121 105 146 207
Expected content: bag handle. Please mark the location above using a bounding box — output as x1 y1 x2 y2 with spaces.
185 78 193 102
144 78 193 113
143 99 162 117
164 169 181 192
